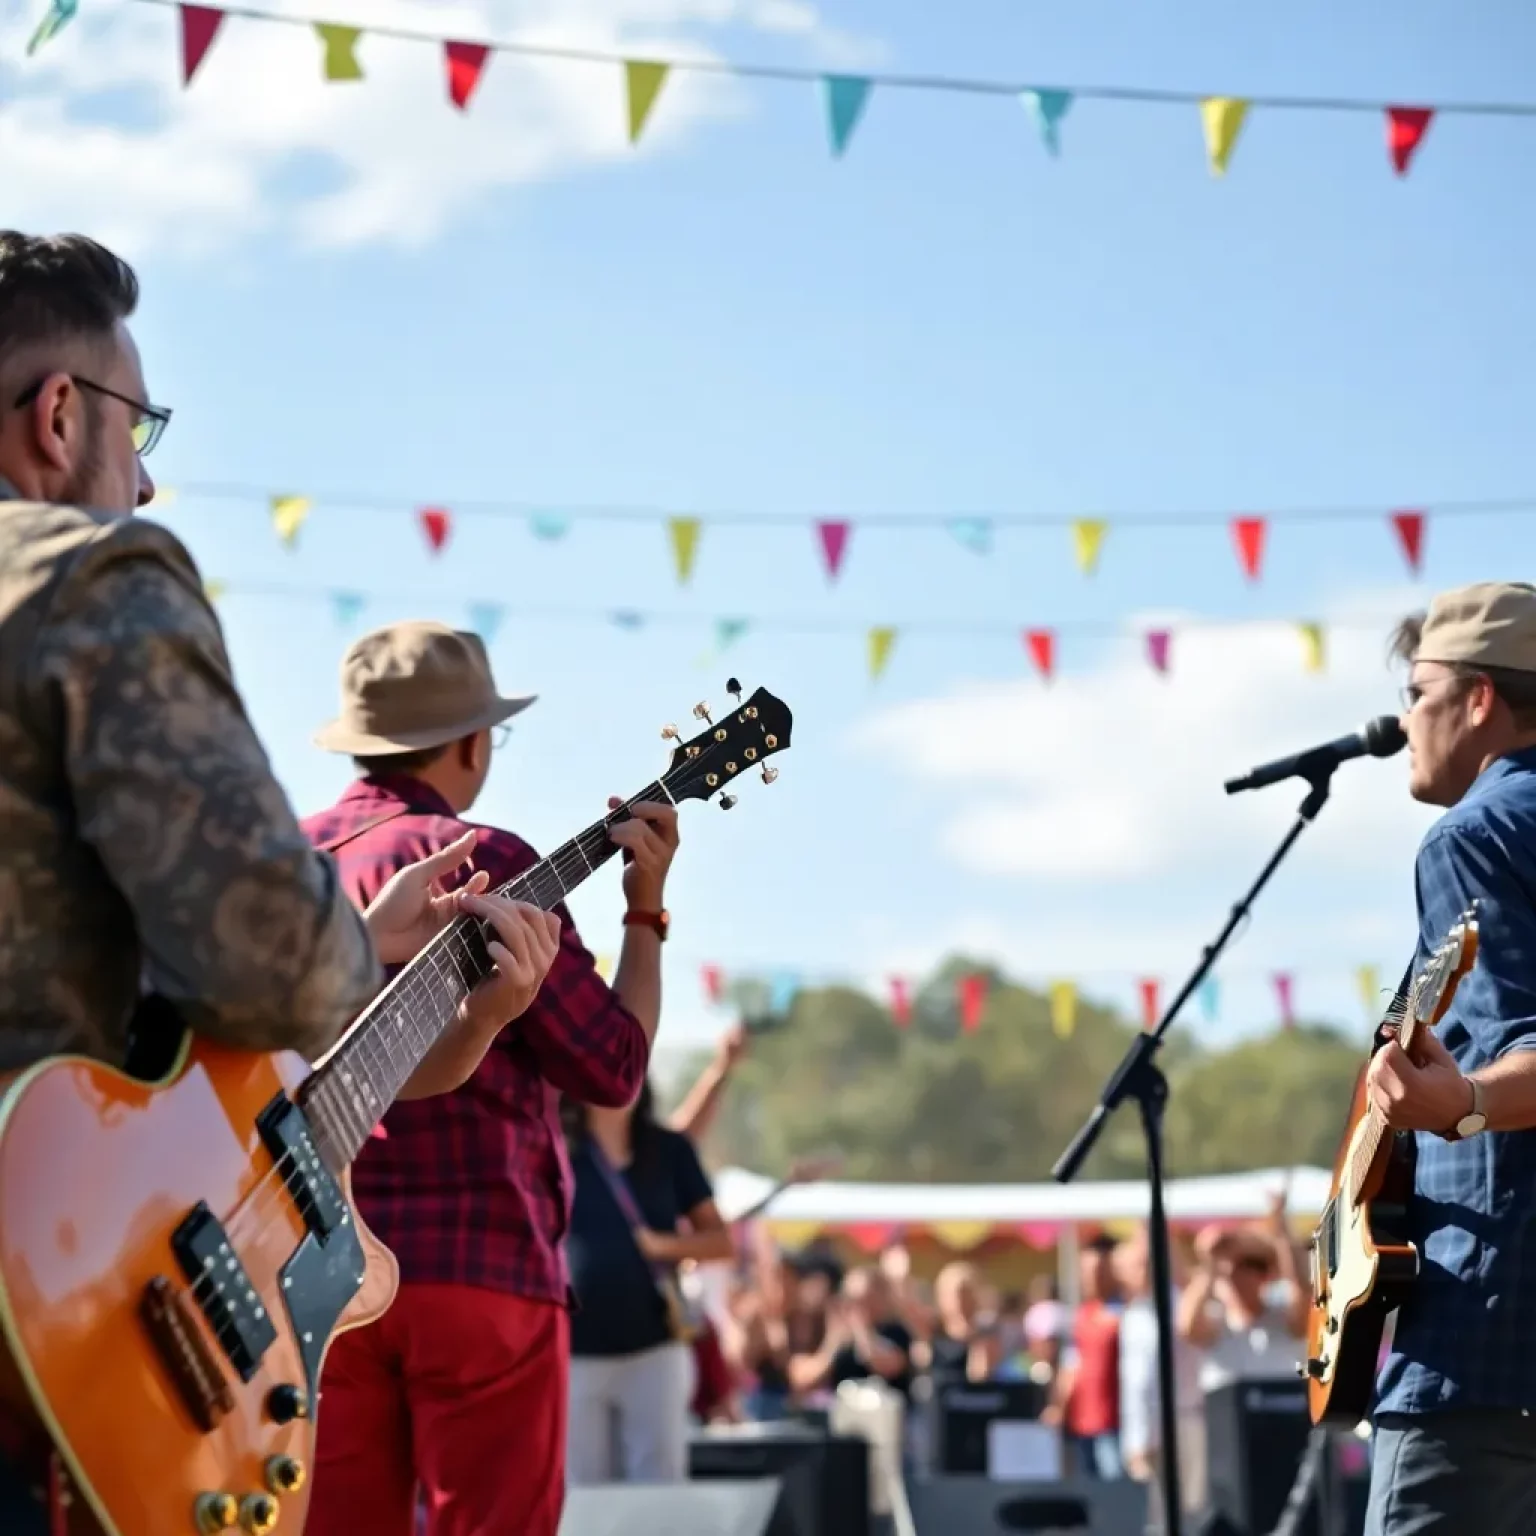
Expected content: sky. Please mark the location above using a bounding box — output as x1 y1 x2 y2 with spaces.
5 0 1534 1075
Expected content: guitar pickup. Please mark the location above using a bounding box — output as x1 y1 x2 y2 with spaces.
171 1202 276 1383
258 1094 346 1240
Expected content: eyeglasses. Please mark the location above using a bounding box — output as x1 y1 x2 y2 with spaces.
13 374 171 457
1400 675 1472 712
491 723 513 749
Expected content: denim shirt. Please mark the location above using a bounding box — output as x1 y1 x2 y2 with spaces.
1375 747 1536 1415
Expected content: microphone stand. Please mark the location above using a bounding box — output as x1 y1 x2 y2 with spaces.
1051 765 1340 1536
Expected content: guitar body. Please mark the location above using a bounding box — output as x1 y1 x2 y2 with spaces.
0 1038 396 1536
1305 1062 1418 1425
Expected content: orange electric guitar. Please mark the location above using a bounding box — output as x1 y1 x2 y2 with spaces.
0 682 791 1536
1303 907 1478 1425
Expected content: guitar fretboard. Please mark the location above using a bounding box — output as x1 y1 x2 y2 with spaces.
299 784 664 1168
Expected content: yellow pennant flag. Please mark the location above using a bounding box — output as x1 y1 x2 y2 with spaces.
1356 964 1381 1017
625 60 669 143
203 579 227 604
316 23 364 81
767 1220 822 1249
594 954 615 982
1298 621 1326 674
868 625 898 680
668 516 701 583
150 486 177 508
1071 518 1107 575
1201 97 1249 176
270 495 311 548
929 1220 993 1252
1049 980 1077 1038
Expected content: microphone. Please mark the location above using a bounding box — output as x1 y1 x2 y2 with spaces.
1224 715 1406 795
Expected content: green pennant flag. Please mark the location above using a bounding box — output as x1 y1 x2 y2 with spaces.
625 60 669 143
316 23 364 81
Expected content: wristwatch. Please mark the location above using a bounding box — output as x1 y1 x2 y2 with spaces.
623 909 669 942
1443 1078 1487 1141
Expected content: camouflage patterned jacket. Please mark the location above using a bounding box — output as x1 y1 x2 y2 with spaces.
0 489 382 1074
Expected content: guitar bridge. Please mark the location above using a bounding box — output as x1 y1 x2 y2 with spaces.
139 1275 235 1433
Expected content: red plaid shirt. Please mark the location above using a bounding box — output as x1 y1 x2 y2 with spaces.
300 774 649 1305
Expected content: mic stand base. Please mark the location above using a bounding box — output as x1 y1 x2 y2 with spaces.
1050 768 1339 1536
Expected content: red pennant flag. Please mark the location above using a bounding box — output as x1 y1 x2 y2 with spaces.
958 974 987 1034
1385 107 1433 177
889 976 912 1028
1231 516 1267 581
445 41 490 111
700 964 724 1004
846 1222 898 1254
816 520 850 581
1391 509 1425 574
180 4 225 85
1024 628 1055 682
418 506 452 554
1274 972 1295 1030
1138 978 1160 1030
1146 629 1172 675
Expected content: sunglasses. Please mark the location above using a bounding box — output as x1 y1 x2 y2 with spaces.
13 374 171 457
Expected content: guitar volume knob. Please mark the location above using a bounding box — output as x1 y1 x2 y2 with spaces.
266 1383 307 1423
238 1493 279 1533
194 1493 239 1532
265 1456 306 1494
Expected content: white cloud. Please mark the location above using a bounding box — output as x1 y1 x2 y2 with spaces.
852 590 1441 886
0 0 869 254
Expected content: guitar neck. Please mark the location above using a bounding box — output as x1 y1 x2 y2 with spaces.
299 783 664 1167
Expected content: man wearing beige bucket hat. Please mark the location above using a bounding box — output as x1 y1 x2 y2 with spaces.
1355 583 1536 1533
299 620 678 1536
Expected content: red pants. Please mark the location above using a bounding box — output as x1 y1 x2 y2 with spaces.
305 1283 569 1536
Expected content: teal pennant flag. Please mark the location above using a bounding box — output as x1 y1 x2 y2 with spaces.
27 0 78 55
530 514 570 540
715 617 750 650
947 518 992 555
468 602 503 642
331 590 366 627
1022 89 1073 156
1198 974 1220 1022
770 970 799 1014
823 74 873 157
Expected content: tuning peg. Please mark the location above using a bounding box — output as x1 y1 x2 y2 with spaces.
693 702 713 725
726 678 742 702
660 724 679 742
719 794 738 810
761 765 778 785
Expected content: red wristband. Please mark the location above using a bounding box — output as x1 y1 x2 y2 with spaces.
623 908 669 942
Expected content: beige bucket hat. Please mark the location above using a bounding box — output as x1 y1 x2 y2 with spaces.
1416 582 1536 673
314 620 536 756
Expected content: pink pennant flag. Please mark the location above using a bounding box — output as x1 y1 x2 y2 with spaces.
700 964 725 1005
816 520 851 581
418 506 452 554
1391 509 1425 574
1138 978 1160 1030
1274 972 1295 1030
1146 629 1172 675
958 974 987 1034
1231 516 1267 581
445 41 490 110
889 976 912 1028
1385 107 1434 177
180 4 224 85
1024 628 1055 682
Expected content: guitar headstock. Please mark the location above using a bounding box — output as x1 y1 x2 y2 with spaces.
658 679 793 809
1400 905 1479 1054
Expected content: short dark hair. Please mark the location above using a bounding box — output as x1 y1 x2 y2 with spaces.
0 232 139 370
352 744 448 778
1391 611 1536 727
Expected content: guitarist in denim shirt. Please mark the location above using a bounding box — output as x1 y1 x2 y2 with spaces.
1362 583 1536 1535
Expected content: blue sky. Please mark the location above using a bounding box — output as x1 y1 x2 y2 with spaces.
7 0 1534 1069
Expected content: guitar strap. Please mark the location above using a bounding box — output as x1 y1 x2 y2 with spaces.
314 805 412 853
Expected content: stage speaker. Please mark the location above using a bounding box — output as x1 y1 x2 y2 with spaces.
908 1475 1149 1535
561 1479 784 1536
932 1380 1050 1476
690 1425 870 1536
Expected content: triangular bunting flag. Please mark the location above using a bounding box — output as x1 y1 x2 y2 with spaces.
1356 964 1381 1018
947 517 992 555
1022 89 1072 156
769 971 799 1014
1198 975 1220 1022
1049 980 1077 1039
315 23 364 81
27 0 78 56
1391 509 1425 573
594 953 615 982
1071 518 1107 575
203 579 227 604
958 974 987 1034
419 506 452 553
715 617 749 651
445 41 490 111
625 60 669 143
868 626 897 680
1138 977 1160 1030
1231 516 1266 580
1024 628 1055 681
816 519 851 580
889 976 912 1028
823 75 872 157
180 4 224 86
331 590 365 626
270 494 310 549
468 602 502 642
611 610 645 630
1200 97 1249 176
701 964 725 1004
1298 621 1325 674
1274 973 1295 1030
530 513 569 540
668 516 701 583
1385 107 1433 177
930 1220 992 1251
1146 629 1172 675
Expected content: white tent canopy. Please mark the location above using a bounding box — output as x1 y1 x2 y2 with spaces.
713 1164 1332 1227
